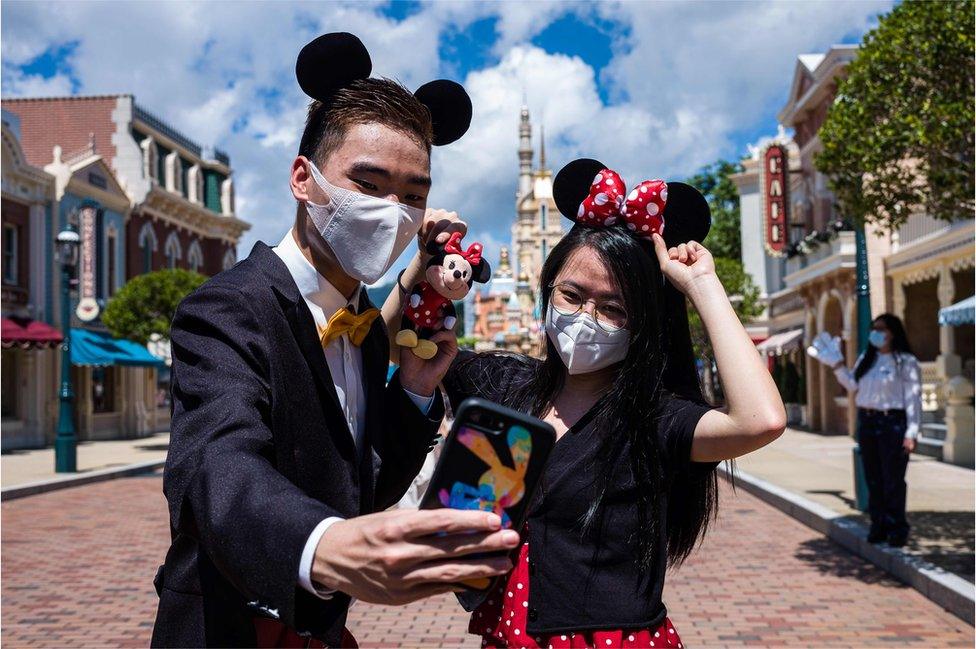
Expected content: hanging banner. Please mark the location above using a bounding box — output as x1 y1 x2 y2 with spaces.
760 144 789 257
76 203 100 322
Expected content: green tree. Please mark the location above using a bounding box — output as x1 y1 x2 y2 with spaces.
102 269 207 344
685 160 744 259
816 0 975 228
687 256 763 365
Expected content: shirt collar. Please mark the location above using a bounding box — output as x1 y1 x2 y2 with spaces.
273 229 362 316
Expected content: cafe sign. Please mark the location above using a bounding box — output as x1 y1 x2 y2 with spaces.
75 203 100 322
760 144 789 257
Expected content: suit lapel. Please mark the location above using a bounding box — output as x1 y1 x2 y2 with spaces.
357 291 386 513
255 241 357 459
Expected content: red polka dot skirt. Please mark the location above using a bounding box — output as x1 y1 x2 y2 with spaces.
470 543 683 649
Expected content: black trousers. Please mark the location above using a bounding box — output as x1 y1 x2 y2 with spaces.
857 408 910 537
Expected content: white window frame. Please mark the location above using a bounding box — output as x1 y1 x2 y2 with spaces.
221 177 234 215
188 165 204 205
164 231 182 269
166 152 183 195
141 137 158 183
186 239 204 273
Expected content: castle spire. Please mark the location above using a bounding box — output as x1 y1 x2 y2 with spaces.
539 124 546 171
518 102 533 199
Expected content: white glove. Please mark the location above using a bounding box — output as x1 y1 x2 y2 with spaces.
806 331 843 367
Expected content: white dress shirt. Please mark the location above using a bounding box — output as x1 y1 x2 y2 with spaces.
834 351 923 439
273 230 432 598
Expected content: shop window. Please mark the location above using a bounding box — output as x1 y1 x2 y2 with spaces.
92 366 117 413
2 223 17 285
1 349 17 419
156 366 172 410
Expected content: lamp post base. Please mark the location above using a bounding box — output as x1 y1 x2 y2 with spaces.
55 434 77 473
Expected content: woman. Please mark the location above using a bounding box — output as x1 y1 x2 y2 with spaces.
384 159 786 648
809 314 922 546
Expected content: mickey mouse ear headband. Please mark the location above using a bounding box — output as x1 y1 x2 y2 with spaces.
552 158 711 248
296 32 472 146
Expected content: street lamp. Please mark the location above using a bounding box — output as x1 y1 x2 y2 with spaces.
55 224 80 473
852 224 872 511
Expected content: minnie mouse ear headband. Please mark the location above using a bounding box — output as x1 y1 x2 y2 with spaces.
552 158 711 248
296 32 472 146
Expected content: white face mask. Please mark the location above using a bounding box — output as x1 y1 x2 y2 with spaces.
544 302 630 375
305 161 426 284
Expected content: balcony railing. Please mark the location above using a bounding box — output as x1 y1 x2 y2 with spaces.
896 212 951 248
133 104 202 158
785 230 856 277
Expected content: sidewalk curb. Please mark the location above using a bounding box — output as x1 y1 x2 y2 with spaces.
1 459 165 501
718 466 975 625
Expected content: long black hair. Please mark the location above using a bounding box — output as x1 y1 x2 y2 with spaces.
854 313 913 381
499 224 718 569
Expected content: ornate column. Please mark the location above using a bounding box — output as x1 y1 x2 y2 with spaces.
936 264 961 380
843 293 858 438
892 278 906 321
942 376 974 468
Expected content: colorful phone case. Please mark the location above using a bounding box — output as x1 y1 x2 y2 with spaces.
420 397 556 592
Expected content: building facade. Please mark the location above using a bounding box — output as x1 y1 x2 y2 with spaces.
1 109 60 449
470 104 563 354
735 46 975 464
0 95 250 450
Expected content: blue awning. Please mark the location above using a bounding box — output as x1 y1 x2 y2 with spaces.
938 295 975 327
71 329 165 367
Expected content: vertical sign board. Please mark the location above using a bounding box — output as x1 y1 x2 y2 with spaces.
761 144 788 257
75 204 100 322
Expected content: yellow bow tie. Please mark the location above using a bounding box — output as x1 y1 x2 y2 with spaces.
319 306 380 348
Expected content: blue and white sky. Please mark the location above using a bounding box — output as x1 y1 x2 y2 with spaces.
2 0 892 285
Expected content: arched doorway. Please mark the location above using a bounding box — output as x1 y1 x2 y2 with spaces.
819 293 846 433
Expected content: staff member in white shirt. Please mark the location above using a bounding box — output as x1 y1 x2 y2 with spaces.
808 313 922 546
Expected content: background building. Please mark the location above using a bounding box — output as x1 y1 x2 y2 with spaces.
0 95 250 450
1 109 60 449
735 46 975 464
469 104 563 354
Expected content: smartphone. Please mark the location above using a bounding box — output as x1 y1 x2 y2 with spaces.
420 397 556 592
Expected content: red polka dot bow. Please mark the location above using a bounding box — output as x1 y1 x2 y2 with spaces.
443 231 483 265
576 168 667 238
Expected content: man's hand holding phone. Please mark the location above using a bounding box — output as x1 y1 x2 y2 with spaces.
311 508 518 605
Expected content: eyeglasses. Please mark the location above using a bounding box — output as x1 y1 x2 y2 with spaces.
549 282 628 332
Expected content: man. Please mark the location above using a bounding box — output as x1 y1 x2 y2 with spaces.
151 33 518 648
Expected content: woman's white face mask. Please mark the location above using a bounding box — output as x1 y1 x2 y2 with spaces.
305 161 426 284
544 302 630 375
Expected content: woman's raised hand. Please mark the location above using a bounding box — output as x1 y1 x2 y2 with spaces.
650 232 717 297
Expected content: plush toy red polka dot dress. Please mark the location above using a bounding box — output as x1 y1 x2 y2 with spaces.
471 541 683 649
403 282 452 330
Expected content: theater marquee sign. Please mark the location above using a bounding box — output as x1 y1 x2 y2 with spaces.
75 203 100 322
761 144 789 257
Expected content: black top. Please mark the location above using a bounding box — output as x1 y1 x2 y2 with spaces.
150 242 442 648
443 351 714 635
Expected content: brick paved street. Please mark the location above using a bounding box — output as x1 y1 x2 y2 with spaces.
2 473 972 648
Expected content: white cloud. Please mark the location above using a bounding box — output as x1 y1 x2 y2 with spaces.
1 0 893 272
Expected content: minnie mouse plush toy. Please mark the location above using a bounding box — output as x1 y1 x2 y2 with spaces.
396 232 491 359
